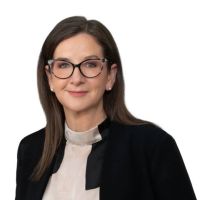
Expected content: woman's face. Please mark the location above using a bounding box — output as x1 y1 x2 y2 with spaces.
46 33 117 116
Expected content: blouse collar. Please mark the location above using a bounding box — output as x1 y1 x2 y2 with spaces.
65 120 105 145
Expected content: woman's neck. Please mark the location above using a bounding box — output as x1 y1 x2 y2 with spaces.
64 108 107 132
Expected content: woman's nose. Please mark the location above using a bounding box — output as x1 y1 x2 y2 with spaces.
69 67 84 85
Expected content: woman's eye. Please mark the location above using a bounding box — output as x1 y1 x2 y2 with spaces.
85 61 97 68
58 62 70 69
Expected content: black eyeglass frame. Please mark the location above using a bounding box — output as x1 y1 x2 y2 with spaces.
47 58 108 79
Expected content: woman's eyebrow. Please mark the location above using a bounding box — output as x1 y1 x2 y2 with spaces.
83 55 100 60
53 57 71 61
54 55 101 61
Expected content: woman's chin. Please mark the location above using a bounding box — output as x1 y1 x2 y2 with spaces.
63 104 91 115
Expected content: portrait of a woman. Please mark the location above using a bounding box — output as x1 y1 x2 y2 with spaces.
15 16 197 200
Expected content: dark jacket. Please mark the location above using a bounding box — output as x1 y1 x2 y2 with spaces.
15 119 197 200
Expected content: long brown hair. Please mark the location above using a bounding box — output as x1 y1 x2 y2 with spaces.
33 16 148 181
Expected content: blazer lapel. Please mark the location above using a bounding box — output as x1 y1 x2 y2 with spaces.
26 137 66 200
26 165 53 200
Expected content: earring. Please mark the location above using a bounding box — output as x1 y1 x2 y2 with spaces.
106 86 112 91
50 87 54 92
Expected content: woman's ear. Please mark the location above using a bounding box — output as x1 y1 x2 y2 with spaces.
45 65 50 75
45 65 54 92
45 65 51 81
106 64 118 91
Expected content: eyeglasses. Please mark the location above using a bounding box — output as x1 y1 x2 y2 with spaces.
47 58 108 79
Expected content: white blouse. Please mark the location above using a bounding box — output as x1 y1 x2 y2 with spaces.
42 122 102 200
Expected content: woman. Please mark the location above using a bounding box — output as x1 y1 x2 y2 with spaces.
15 16 197 200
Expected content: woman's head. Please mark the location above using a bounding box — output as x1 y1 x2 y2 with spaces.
45 33 117 118
38 16 123 120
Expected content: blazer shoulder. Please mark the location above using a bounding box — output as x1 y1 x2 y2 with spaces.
111 121 174 146
19 128 45 146
17 128 45 160
110 121 181 172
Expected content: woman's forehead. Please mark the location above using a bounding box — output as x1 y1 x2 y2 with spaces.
53 33 104 60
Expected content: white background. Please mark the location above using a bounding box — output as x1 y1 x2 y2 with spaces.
0 0 199 199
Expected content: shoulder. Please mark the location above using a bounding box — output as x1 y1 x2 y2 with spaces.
17 128 45 160
109 121 179 164
110 121 175 148
19 128 45 149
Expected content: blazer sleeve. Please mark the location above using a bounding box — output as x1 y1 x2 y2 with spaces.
15 129 45 200
150 134 197 200
15 140 27 200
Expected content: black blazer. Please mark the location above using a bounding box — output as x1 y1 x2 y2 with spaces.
15 119 197 200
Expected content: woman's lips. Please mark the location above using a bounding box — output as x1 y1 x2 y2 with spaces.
68 91 88 97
